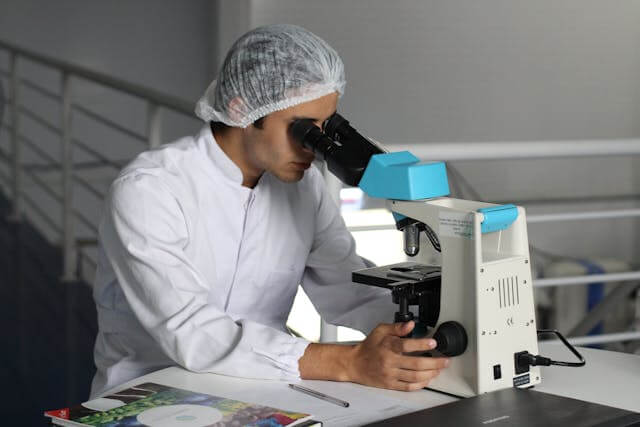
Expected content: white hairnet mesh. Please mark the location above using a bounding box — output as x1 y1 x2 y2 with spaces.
195 24 345 128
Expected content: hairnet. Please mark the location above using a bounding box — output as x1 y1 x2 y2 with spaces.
195 24 345 128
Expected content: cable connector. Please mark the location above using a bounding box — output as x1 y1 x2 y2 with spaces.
517 352 551 368
515 330 586 375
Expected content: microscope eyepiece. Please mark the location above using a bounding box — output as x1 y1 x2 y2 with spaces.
323 113 348 141
290 113 386 187
324 113 386 155
289 119 337 162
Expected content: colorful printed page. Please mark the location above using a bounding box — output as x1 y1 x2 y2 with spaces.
45 382 313 427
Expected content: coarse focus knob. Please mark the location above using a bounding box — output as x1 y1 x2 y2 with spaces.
433 321 468 357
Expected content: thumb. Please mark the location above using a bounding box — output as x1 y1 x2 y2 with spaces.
372 321 415 337
391 320 415 337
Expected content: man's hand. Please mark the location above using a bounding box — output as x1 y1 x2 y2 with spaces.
346 321 449 391
298 321 449 391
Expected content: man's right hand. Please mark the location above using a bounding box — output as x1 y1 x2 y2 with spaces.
298 320 450 391
345 320 450 391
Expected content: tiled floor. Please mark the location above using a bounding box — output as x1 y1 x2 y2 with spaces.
0 195 97 426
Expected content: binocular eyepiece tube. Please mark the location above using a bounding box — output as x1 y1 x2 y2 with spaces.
289 119 337 163
289 113 385 187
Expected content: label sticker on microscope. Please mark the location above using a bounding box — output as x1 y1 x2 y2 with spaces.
439 212 474 239
513 374 530 387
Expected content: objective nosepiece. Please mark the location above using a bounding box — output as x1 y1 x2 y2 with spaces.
403 223 420 257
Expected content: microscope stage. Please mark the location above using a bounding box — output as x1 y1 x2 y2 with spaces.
352 261 441 289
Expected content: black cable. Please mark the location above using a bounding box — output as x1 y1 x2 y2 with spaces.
422 223 441 253
537 329 586 367
517 329 586 369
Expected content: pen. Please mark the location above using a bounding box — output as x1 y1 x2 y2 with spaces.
288 383 350 408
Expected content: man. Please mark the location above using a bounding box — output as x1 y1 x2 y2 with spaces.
91 24 448 398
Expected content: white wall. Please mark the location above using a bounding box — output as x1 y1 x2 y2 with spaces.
0 0 218 167
247 0 640 265
0 0 216 100
251 0 640 142
0 1 638 269
0 0 218 244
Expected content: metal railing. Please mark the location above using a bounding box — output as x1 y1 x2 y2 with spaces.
0 39 197 281
395 139 640 161
0 40 638 347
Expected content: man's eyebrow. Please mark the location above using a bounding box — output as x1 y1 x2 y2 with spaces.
291 110 337 122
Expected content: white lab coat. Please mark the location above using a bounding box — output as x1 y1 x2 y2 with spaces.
90 125 394 397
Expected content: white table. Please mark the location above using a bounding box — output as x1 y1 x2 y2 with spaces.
533 342 640 413
105 342 640 426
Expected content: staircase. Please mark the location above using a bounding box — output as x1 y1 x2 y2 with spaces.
0 192 97 426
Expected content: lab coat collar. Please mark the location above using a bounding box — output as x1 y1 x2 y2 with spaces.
197 125 268 193
198 125 245 186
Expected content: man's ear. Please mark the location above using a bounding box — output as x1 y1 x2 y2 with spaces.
227 97 246 124
250 115 267 130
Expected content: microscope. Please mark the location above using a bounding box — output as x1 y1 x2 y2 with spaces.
291 114 545 397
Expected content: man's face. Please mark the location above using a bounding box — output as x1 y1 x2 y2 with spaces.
243 92 338 183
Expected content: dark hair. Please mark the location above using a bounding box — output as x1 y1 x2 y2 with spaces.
253 116 265 129
210 116 265 133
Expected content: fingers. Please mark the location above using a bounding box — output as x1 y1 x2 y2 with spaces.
395 367 441 384
396 355 450 371
389 378 438 392
374 321 415 337
390 336 438 354
360 322 453 393
362 367 441 392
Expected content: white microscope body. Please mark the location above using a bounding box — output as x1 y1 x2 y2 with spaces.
389 197 541 397
290 113 543 397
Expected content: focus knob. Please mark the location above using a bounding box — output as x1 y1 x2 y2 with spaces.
433 321 468 357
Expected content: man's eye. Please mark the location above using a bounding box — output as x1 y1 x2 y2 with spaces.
322 113 337 132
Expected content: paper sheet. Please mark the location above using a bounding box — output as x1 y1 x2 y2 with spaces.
230 380 455 427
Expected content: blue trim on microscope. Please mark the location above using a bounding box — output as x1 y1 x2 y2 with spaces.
358 151 450 201
477 204 519 233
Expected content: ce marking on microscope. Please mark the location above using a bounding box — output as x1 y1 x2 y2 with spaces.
506 317 514 326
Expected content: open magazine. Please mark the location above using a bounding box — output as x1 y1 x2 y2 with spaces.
45 382 320 427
